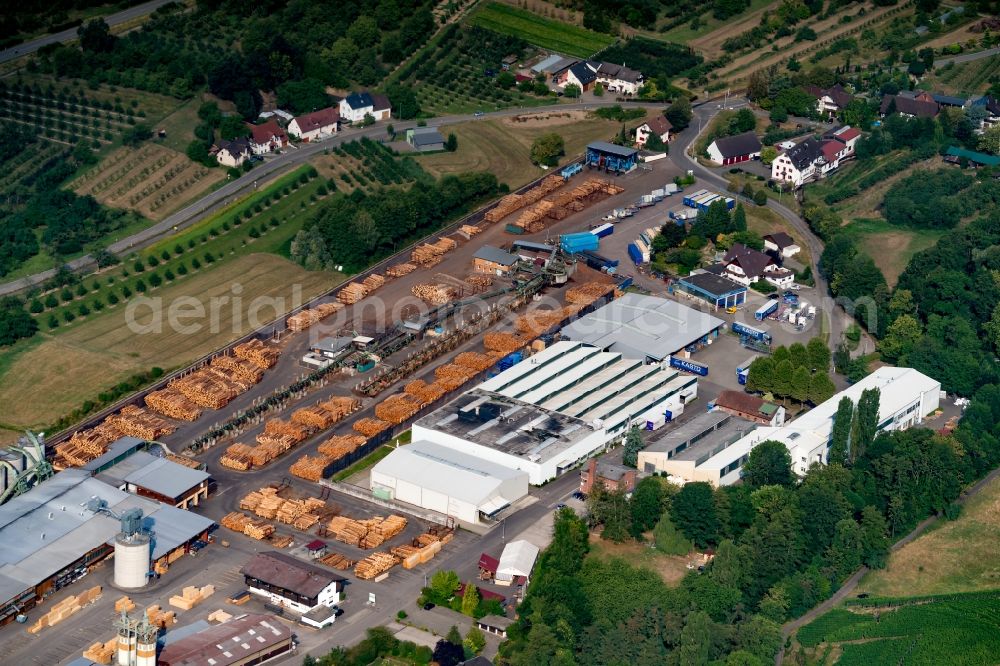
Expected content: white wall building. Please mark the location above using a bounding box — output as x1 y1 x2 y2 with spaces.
338 92 391 123
287 107 339 142
411 341 699 484
495 540 539 585
370 440 529 524
654 366 941 486
241 551 343 615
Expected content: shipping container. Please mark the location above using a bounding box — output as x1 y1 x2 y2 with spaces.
628 243 645 265
732 321 772 343
755 300 780 321
560 232 599 254
669 356 709 376
504 223 524 235
590 222 614 238
579 250 619 270
683 188 710 207
561 163 582 179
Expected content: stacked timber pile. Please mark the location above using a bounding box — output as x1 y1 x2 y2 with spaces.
292 405 336 429
244 518 275 540
211 355 264 383
52 428 117 468
354 552 399 579
257 417 309 447
516 308 567 338
327 516 371 547
353 417 390 438
82 638 117 665
287 302 344 331
240 488 326 529
459 224 482 236
27 586 102 634
220 511 251 531
510 178 625 232
145 389 202 421
435 363 477 391
317 433 366 461
207 609 233 624
512 199 555 233
411 244 445 267
483 174 564 223
289 454 332 482
375 393 423 424
454 352 494 372
233 339 281 369
484 332 527 355
269 534 293 548
405 379 447 404
386 262 416 278
145 605 176 628
168 370 241 409
566 281 617 305
106 405 175 439
433 237 457 253
376 515 407 539
319 396 362 420
319 552 356 570
114 596 136 613
168 585 215 611
337 282 368 305
412 284 456 305
165 453 201 469
465 274 493 289
326 514 404 548
393 539 443 569
362 274 385 292
219 443 254 470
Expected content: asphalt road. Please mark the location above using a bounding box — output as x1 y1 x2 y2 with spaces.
0 99 644 297
0 0 179 65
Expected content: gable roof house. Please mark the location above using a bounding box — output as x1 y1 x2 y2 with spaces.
723 243 794 288
288 107 339 141
215 137 251 168
763 231 800 258
589 61 644 95
635 115 672 147
771 136 828 188
246 119 288 155
805 83 853 117
879 94 939 119
971 95 1000 131
406 126 445 152
563 61 598 91
707 131 762 165
338 92 391 123
713 390 785 426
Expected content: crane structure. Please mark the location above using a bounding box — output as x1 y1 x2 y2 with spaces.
0 431 53 505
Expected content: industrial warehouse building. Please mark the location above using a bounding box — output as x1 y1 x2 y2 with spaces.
370 440 529 524
411 340 699 484
560 293 725 362
158 614 294 666
0 469 214 625
645 366 940 486
93 449 209 509
677 271 747 309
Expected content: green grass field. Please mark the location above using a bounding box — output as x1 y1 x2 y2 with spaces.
839 217 944 288
469 2 615 58
795 592 1000 665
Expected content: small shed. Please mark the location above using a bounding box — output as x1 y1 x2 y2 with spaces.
495 539 539 585
477 614 515 638
406 127 445 152
305 539 328 559
473 245 519 274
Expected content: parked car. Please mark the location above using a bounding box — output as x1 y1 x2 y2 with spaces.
571 491 586 501
726 306 738 314
474 111 484 118
555 503 567 510
423 602 435 610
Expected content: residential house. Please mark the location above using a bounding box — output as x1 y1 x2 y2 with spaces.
406 126 445 151
589 61 644 95
805 83 853 117
825 125 861 153
771 136 825 187
763 232 801 258
338 92 391 123
707 131 762 165
563 61 598 91
635 115 672 147
879 93 939 118
580 458 637 495
246 119 288 155
241 551 344 614
713 390 785 426
970 95 1000 131
215 137 251 168
932 93 967 108
723 243 794 288
288 107 339 141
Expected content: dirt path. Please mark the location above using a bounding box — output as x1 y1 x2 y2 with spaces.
777 463 1000 664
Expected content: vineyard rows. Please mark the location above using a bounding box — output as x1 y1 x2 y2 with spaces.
0 90 137 125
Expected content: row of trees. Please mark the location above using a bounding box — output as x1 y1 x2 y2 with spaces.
745 338 836 406
500 377 1000 664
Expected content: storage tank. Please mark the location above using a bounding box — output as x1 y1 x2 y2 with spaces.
114 533 151 588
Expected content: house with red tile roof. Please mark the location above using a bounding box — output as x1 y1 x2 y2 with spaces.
246 119 288 155
288 107 339 141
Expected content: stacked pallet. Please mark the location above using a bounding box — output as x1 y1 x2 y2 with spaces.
375 393 423 424
292 405 336 429
168 585 215 611
363 273 385 291
465 274 493 289
434 363 476 391
145 389 202 421
319 552 356 570
169 370 241 409
317 433 366 460
145 604 176 628
27 586 102 634
234 339 281 369
353 417 390 437
412 284 456 305
386 262 416 278
459 224 482 236
454 352 494 372
337 282 368 305
319 396 362 421
355 552 399 579
566 281 616 305
404 379 448 404
107 405 175 439
208 609 233 624
290 454 332 482
484 332 526 355
82 638 117 665
211 355 265 383
219 443 254 470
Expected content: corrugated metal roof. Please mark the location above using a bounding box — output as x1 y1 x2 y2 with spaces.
474 245 518 266
123 456 209 499
587 141 639 158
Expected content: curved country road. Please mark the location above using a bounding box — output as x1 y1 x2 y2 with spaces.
775 463 1000 664
0 99 638 296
